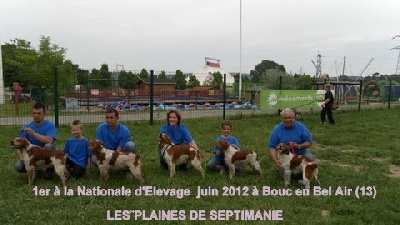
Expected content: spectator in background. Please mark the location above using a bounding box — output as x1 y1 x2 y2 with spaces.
320 83 335 125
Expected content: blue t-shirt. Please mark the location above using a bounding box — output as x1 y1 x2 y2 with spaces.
160 123 193 145
18 120 57 147
213 136 240 162
96 122 131 150
63 137 92 168
268 121 313 155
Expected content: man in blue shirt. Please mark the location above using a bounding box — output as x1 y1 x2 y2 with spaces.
15 102 58 178
269 108 315 181
93 108 136 177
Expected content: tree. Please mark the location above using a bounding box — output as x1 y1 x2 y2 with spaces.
119 70 139 89
250 60 286 83
2 36 75 95
89 64 112 89
186 75 200 89
157 71 168 80
36 36 72 88
2 39 38 88
173 70 186 90
294 74 313 90
261 70 294 90
208 71 223 89
139 68 149 79
76 67 90 87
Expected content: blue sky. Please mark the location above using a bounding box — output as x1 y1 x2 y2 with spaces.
1 0 400 76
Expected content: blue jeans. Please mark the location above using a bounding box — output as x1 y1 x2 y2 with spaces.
206 159 227 171
91 141 136 166
15 143 56 173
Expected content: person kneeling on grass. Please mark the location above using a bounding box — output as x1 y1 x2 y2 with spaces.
268 108 315 183
206 120 243 174
63 120 92 179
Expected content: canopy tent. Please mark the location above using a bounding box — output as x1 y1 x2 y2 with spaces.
188 57 235 86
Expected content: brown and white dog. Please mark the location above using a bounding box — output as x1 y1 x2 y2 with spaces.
215 139 262 180
275 143 320 190
158 133 205 181
88 140 144 185
11 137 69 186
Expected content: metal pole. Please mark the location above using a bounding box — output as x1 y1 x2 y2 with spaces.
150 70 154 125
358 80 362 112
239 0 242 101
223 74 226 120
388 79 392 109
54 66 59 127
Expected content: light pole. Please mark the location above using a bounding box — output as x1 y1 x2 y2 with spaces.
391 35 400 75
0 33 4 104
239 0 242 101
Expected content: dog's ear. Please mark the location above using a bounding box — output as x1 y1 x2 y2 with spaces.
98 140 105 146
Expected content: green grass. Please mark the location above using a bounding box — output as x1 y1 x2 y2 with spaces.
1 107 400 224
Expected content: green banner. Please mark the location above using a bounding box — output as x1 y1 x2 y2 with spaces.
260 90 332 110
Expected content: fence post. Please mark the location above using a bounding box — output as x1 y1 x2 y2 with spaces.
223 74 226 120
149 70 154 125
358 80 362 112
54 66 59 127
388 80 392 109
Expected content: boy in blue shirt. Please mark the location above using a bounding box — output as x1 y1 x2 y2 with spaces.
207 120 241 174
63 120 92 179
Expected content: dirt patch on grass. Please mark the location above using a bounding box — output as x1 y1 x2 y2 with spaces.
319 160 361 172
372 157 388 163
311 142 324 151
388 165 400 178
321 210 330 218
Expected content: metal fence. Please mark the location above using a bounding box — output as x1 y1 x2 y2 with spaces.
1 76 399 126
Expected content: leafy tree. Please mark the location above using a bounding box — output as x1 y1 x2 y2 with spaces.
139 68 149 79
119 70 139 89
173 70 186 90
89 64 112 89
76 67 90 87
2 36 75 96
261 70 294 90
208 71 223 89
186 75 200 89
294 74 313 90
157 71 168 80
2 39 38 88
250 60 286 83
36 36 72 88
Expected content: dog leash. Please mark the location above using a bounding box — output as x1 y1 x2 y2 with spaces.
161 144 171 158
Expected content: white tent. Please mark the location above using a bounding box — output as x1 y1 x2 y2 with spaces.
188 57 235 86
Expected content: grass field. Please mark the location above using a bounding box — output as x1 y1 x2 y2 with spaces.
1 107 400 225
